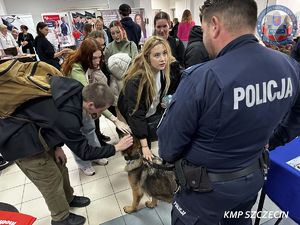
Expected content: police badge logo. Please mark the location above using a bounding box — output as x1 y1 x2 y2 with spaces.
272 15 282 26
257 5 298 45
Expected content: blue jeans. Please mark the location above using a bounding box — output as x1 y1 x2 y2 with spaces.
73 111 101 169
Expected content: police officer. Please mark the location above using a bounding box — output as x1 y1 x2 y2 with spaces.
157 0 300 225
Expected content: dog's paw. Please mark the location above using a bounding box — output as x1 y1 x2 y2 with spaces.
123 206 137 214
145 200 157 208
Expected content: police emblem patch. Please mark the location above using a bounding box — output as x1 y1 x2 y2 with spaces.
257 5 298 45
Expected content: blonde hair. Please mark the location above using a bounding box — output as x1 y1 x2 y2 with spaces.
94 19 103 30
0 24 7 31
123 36 175 113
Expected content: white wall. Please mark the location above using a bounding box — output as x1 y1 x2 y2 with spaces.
3 0 134 27
277 0 300 11
187 0 281 26
0 0 6 15
139 0 153 36
191 0 204 25
151 0 171 15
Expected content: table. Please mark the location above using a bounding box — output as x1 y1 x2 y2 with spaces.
0 54 36 63
61 44 76 50
255 138 300 224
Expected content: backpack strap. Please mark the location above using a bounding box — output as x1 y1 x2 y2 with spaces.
0 59 18 76
3 115 50 151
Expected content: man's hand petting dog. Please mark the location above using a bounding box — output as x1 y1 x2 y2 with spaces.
142 146 154 161
114 135 134 152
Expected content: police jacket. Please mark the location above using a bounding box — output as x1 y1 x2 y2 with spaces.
183 25 209 68
158 34 300 172
118 62 182 139
121 17 141 47
0 76 116 161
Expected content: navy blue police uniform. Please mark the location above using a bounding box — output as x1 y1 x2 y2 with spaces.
157 34 300 225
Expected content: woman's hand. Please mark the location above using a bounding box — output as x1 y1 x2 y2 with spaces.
142 146 154 161
114 119 132 134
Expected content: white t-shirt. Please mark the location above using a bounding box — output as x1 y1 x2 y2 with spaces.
146 71 162 118
0 32 18 49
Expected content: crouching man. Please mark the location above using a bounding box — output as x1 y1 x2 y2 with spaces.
0 76 133 225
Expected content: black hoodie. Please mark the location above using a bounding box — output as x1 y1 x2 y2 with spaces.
0 76 116 161
183 25 210 68
120 17 141 47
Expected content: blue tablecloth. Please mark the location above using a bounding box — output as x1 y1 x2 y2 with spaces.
264 138 300 223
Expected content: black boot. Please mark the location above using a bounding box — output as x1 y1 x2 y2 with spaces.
69 196 90 208
51 213 86 225
0 157 12 171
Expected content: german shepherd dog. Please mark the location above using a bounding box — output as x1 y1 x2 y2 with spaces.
122 137 177 213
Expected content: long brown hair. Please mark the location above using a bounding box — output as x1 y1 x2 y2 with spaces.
61 38 103 75
123 36 175 113
181 9 193 23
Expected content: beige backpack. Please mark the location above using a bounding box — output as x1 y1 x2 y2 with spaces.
0 59 63 118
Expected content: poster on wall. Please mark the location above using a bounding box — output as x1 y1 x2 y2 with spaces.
0 14 36 37
99 9 119 27
130 8 147 41
42 12 75 49
296 12 300 37
70 10 96 46
99 8 147 41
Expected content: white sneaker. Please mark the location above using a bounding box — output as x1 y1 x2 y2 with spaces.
93 158 109 166
81 166 96 176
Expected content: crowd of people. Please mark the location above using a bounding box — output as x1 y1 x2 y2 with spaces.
1 1 300 225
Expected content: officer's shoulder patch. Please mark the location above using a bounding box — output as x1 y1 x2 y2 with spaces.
183 63 209 78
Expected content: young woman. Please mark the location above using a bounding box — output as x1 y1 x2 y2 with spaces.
62 38 131 175
153 11 185 66
134 14 147 43
18 25 35 54
34 22 70 70
104 20 138 66
118 36 177 161
94 19 109 45
88 30 120 143
177 9 195 48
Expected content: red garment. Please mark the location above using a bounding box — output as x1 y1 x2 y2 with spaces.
177 21 195 41
0 211 36 225
72 30 81 40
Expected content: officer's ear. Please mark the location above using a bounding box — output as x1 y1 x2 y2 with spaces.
210 16 221 39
